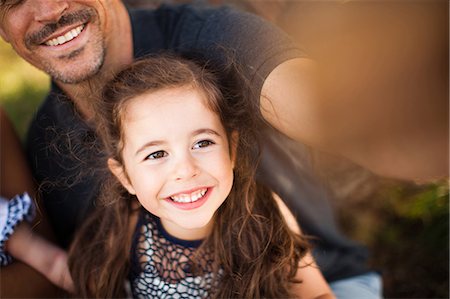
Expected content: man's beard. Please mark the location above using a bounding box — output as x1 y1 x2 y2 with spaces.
25 7 106 84
44 42 107 84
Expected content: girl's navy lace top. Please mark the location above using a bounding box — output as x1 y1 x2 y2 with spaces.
129 209 220 298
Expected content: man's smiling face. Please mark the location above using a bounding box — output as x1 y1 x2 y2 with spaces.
0 0 115 84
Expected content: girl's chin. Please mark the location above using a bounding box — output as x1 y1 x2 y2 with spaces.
164 217 213 240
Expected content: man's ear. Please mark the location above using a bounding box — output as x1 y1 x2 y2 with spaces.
0 26 10 43
107 158 136 195
230 131 239 169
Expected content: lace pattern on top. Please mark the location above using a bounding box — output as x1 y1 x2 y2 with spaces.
0 193 35 266
130 210 221 298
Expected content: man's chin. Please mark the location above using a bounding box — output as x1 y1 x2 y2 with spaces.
48 60 104 85
52 71 98 85
42 46 106 84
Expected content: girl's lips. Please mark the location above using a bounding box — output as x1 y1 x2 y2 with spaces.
165 187 212 210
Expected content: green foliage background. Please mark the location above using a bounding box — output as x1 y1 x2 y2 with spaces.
0 40 49 138
0 36 448 298
375 183 449 297
340 181 449 298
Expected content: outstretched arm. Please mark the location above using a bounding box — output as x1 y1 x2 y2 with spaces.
261 55 448 182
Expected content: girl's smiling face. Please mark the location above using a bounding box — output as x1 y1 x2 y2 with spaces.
109 85 235 240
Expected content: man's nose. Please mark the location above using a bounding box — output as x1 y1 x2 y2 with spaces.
33 0 69 24
173 154 199 181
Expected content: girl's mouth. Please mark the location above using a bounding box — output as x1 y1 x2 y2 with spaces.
169 188 207 203
166 188 212 210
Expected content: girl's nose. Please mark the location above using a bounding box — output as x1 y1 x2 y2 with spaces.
33 0 69 24
173 154 199 181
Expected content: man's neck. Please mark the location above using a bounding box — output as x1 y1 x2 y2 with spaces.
60 74 108 120
56 1 133 121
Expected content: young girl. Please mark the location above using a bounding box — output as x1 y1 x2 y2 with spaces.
68 54 334 298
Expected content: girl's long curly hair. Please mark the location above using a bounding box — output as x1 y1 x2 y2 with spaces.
68 53 310 298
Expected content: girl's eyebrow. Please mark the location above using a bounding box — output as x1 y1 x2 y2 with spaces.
192 128 221 137
134 128 222 156
135 140 164 156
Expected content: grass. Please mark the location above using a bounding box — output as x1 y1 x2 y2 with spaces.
313 142 449 298
344 181 449 298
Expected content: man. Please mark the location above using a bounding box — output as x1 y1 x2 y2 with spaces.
4 0 429 297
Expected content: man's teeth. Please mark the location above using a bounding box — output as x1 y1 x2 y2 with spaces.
45 25 84 46
170 189 207 203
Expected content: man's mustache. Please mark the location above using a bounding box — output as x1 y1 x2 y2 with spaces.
25 8 95 49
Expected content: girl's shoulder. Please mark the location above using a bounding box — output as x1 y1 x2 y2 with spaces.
272 192 301 234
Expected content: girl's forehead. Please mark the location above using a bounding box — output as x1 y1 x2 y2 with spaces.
118 92 224 142
121 85 216 120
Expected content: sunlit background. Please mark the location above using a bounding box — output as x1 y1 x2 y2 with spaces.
0 41 49 138
0 1 448 298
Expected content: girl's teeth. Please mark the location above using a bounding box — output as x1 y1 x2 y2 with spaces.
170 188 207 203
45 24 84 46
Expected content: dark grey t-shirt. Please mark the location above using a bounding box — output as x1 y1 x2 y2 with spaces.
130 4 303 98
26 3 369 282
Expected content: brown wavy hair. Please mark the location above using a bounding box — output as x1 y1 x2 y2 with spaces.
68 53 310 298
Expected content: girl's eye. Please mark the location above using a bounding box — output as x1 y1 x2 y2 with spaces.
193 140 214 149
145 150 167 160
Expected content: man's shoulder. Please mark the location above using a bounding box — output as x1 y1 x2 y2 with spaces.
130 3 244 58
153 3 236 18
130 3 246 35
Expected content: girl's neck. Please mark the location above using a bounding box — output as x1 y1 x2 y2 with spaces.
160 218 213 241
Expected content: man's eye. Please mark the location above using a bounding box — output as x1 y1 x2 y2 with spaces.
193 140 214 149
1 0 23 9
145 151 167 160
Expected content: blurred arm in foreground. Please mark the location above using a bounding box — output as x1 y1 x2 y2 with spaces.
259 0 448 182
